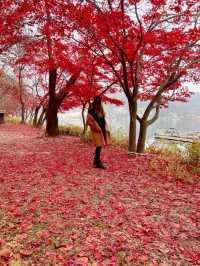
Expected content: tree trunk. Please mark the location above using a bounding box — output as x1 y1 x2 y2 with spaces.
137 120 148 153
21 102 25 124
36 108 46 128
33 106 40 127
128 101 137 152
81 104 87 135
46 104 58 136
42 113 46 125
46 69 58 136
28 110 34 124
18 64 25 124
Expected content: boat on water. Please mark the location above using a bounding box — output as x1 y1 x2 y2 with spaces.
154 128 200 143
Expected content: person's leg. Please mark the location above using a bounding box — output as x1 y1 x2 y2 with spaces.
94 146 106 169
94 146 101 165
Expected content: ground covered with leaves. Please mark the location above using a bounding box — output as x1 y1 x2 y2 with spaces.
0 124 199 266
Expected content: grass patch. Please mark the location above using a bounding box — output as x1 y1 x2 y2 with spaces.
5 116 21 124
59 124 129 149
147 143 200 183
59 124 90 142
110 127 128 149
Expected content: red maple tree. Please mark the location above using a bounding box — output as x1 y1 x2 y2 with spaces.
1 0 199 150
66 53 123 134
70 0 200 152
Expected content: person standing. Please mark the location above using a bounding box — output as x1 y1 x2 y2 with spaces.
86 96 110 169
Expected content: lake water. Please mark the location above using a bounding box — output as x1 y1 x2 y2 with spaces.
58 93 200 145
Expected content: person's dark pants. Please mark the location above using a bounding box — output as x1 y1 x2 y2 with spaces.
94 146 102 164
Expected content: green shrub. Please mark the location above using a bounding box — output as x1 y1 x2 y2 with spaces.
59 124 83 136
5 116 21 124
110 127 128 149
148 141 200 181
146 144 160 154
186 141 200 166
147 143 181 156
59 124 90 141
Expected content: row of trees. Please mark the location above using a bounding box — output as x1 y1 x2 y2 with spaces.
0 0 199 152
0 69 20 115
0 67 35 120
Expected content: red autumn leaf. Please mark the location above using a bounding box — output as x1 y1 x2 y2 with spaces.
19 249 33 256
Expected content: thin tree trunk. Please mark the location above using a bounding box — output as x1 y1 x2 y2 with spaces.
36 108 46 128
21 102 25 124
128 101 137 152
18 64 26 124
33 106 40 127
41 112 46 126
137 120 148 153
28 110 34 124
19 79 25 124
81 104 86 135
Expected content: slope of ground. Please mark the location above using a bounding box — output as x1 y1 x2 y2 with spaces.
0 124 199 265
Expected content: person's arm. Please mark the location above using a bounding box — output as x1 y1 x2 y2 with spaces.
105 119 110 133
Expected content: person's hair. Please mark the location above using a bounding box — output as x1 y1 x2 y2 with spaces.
93 96 101 105
92 96 105 116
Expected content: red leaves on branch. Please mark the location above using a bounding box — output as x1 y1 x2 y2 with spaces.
1 0 199 141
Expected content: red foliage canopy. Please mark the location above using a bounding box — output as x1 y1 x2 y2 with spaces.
70 0 200 105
